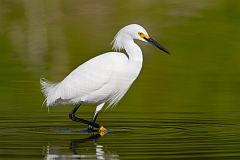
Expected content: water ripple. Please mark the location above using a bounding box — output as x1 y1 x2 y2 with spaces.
0 112 240 159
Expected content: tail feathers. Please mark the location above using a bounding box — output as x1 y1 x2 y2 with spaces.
40 78 59 106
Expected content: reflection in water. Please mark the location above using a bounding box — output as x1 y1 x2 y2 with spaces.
0 113 240 159
1 0 240 159
44 133 119 160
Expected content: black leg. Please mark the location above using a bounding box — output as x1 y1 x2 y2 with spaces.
93 113 99 123
69 104 100 129
88 112 99 130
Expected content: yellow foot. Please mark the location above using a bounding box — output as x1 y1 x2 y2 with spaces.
98 126 107 136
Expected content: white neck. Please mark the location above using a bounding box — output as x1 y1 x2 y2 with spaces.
123 39 143 75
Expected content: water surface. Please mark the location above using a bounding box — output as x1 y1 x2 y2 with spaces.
1 0 240 159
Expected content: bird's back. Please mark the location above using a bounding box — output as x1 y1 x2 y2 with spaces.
42 52 132 106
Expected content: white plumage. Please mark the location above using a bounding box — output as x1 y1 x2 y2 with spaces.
41 52 133 107
40 24 169 130
41 24 148 107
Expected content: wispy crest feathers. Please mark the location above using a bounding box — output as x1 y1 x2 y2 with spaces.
111 24 144 51
111 32 124 51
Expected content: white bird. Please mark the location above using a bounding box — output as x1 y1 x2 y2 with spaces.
40 24 169 134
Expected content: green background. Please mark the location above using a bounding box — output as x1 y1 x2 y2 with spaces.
0 0 240 159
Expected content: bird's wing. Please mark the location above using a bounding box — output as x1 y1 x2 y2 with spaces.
57 52 128 102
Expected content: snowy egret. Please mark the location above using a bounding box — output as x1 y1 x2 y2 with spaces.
40 24 170 134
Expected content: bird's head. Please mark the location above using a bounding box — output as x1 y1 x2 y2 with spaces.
112 24 170 54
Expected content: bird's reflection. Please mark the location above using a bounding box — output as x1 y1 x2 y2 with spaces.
44 133 119 160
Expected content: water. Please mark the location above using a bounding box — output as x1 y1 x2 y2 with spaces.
1 0 240 159
1 112 240 159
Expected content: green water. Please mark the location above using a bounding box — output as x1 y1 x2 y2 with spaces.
1 0 240 159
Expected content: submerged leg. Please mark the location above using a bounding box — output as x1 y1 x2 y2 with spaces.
88 103 105 130
69 104 100 129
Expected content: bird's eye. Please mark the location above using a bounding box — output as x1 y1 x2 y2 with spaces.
138 32 145 38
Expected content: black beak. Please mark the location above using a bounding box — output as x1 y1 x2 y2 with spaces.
144 37 170 54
